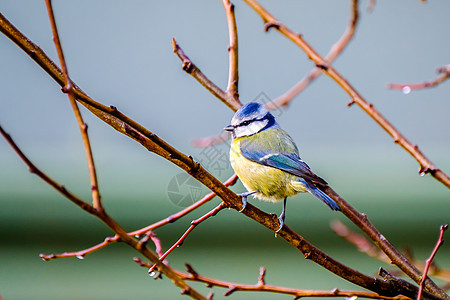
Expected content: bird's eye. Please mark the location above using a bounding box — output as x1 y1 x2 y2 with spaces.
241 120 251 126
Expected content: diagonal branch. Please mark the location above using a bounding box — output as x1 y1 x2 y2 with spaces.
148 203 227 274
44 0 102 211
243 0 450 189
242 1 449 297
265 0 359 109
171 37 241 112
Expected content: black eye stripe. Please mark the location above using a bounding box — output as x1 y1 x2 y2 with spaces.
238 116 267 127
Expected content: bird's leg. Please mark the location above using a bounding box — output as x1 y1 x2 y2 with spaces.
276 197 287 233
238 190 259 212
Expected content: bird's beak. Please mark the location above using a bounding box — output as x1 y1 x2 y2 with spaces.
224 125 234 132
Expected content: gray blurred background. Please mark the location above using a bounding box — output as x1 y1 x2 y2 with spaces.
0 1 449 299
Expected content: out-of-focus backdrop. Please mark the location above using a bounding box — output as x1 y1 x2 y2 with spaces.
0 1 449 299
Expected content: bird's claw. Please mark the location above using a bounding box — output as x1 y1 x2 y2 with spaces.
275 215 284 234
239 196 247 212
237 190 258 213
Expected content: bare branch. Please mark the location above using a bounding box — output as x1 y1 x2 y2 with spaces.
40 174 238 260
176 263 411 299
265 0 359 109
388 65 450 93
148 203 226 274
418 225 449 300
242 0 450 191
44 0 102 211
171 37 241 111
222 0 239 101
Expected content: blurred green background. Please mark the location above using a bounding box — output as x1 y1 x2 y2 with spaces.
0 1 449 299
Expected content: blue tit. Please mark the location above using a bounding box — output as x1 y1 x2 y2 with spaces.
224 102 340 231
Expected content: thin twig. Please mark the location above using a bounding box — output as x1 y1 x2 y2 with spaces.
242 1 449 298
44 0 102 211
148 203 226 274
242 0 450 190
40 174 238 260
222 0 240 102
417 225 449 300
388 65 450 93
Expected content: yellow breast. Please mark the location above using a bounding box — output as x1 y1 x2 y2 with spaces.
230 138 307 202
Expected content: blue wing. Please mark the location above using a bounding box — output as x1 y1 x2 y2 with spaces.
239 133 327 186
239 130 341 211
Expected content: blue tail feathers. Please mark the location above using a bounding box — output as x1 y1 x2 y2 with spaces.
306 183 341 211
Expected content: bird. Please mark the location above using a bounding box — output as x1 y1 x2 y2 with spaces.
224 102 341 232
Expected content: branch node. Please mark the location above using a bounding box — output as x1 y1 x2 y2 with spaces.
263 21 281 32
315 63 329 71
224 286 237 296
258 266 266 286
185 263 199 278
181 287 191 295
182 61 194 73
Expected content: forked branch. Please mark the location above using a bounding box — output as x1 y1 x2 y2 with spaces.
44 0 102 211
